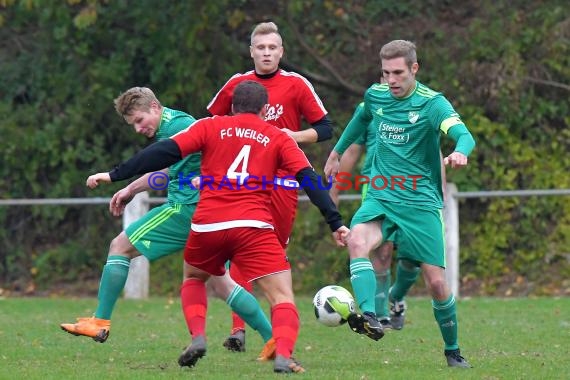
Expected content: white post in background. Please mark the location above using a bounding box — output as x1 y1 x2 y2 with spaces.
444 183 460 298
123 191 150 299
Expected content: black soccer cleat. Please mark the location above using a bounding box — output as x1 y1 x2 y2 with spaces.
178 335 207 368
378 317 394 330
445 349 472 368
389 296 407 330
347 311 384 341
222 329 246 352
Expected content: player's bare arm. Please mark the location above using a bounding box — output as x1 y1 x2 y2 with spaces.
330 144 364 206
109 188 134 216
106 169 168 216
281 127 318 143
324 150 341 178
281 115 332 144
86 172 111 189
324 113 368 179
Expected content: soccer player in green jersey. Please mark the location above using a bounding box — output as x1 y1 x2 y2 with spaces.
325 40 475 368
329 102 395 330
331 102 449 331
60 88 272 357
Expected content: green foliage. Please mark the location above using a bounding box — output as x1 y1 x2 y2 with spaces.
1 0 569 295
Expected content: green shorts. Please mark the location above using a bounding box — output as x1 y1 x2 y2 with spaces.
125 202 196 262
361 183 395 242
351 197 445 267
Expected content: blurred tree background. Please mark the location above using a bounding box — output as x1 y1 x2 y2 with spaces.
1 0 568 297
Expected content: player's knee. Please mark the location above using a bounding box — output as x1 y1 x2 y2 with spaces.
109 232 138 259
264 292 294 307
186 271 210 283
347 236 370 259
208 276 235 300
256 279 294 306
374 268 390 277
372 246 393 268
399 259 420 272
426 277 448 299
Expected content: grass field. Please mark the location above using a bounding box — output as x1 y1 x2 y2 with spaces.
0 296 568 379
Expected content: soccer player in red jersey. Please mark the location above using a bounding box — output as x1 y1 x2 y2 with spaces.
208 21 333 355
89 81 349 374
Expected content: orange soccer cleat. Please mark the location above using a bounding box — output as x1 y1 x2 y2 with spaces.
60 316 111 343
256 337 276 361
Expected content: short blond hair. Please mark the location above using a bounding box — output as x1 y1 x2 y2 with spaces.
250 21 281 45
379 40 417 69
113 87 161 116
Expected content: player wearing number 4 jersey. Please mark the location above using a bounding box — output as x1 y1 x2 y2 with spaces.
61 87 272 350
95 81 349 374
208 21 332 355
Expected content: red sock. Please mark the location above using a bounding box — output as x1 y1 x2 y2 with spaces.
271 302 299 358
229 263 252 333
180 279 207 337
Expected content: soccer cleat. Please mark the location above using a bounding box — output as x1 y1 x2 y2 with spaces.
347 311 384 341
256 337 276 361
389 298 407 330
222 328 246 352
60 316 110 343
378 317 393 330
445 349 472 368
178 335 207 367
273 355 305 373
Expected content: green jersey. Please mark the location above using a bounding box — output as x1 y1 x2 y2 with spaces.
335 81 469 209
352 103 377 177
154 107 200 205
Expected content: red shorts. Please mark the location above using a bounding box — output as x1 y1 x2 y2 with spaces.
184 227 291 282
269 186 298 247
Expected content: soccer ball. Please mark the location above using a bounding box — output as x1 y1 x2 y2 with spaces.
313 285 356 327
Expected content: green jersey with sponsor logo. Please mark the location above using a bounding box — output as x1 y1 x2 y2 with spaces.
154 107 200 205
335 81 467 209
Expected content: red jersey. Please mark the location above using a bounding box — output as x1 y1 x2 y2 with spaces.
172 113 311 231
207 69 327 132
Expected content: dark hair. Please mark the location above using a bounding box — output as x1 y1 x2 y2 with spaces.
232 81 268 114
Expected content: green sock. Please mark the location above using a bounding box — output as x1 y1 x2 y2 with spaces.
94 255 130 320
349 258 377 314
374 269 391 318
432 295 459 350
227 285 272 342
390 260 420 301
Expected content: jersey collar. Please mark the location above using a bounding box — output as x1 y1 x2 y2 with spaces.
254 69 280 80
